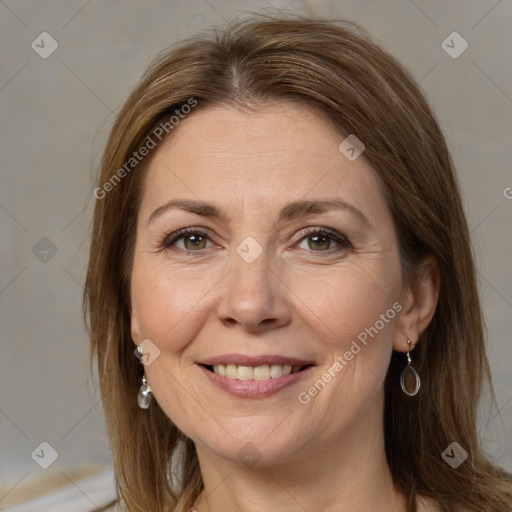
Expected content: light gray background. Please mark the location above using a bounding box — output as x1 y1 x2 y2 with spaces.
1 0 511 505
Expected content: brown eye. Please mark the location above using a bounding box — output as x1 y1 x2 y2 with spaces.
161 228 213 253
182 233 207 250
297 229 351 253
307 234 332 251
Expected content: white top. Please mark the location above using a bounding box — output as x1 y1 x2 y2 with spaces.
2 470 117 512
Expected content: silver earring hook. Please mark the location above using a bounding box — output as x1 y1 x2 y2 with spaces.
406 339 413 365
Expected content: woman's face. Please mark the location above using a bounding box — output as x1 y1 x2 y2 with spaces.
130 102 407 466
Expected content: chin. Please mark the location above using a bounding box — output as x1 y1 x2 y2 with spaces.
191 414 317 468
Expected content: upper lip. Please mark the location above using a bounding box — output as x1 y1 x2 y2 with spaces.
198 354 315 367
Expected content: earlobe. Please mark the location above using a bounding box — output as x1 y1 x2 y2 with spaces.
393 255 440 352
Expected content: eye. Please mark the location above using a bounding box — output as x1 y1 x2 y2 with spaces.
296 228 352 253
158 227 351 255
160 228 213 253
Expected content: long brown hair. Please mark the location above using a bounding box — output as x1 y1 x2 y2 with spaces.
83 13 512 512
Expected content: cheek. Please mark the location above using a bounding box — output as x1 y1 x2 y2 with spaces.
293 271 399 431
130 255 215 349
290 259 401 345
287 258 401 408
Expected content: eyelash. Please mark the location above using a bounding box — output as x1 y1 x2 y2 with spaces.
158 226 352 256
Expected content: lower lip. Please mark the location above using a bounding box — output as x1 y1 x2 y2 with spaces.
197 364 313 398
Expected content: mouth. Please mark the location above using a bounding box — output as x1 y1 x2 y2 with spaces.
196 355 315 398
201 363 313 380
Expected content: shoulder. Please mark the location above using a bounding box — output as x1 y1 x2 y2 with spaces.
417 495 442 512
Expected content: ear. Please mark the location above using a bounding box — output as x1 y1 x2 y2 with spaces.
129 301 142 346
393 255 440 353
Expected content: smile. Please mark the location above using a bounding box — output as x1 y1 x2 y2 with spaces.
197 355 315 398
205 363 306 380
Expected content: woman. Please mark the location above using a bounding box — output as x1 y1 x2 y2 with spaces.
83 13 512 512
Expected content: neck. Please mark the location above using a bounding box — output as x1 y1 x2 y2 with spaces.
192 392 406 512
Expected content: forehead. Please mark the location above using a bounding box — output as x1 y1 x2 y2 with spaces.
140 103 386 225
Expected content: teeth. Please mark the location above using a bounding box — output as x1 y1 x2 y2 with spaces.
237 365 253 380
254 364 270 380
226 364 237 379
213 364 226 377
270 364 284 378
211 364 300 380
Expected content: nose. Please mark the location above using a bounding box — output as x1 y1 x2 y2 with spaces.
216 243 292 333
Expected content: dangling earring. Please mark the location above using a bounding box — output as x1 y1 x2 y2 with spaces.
135 345 152 409
400 339 421 396
137 374 153 409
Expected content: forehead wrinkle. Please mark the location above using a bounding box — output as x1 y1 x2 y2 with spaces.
146 198 372 231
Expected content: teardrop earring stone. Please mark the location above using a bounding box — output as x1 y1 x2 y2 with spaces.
400 365 421 396
137 382 152 409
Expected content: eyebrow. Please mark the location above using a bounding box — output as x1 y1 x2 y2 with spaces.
147 198 371 228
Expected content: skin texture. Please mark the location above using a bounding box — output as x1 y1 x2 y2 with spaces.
129 102 439 512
